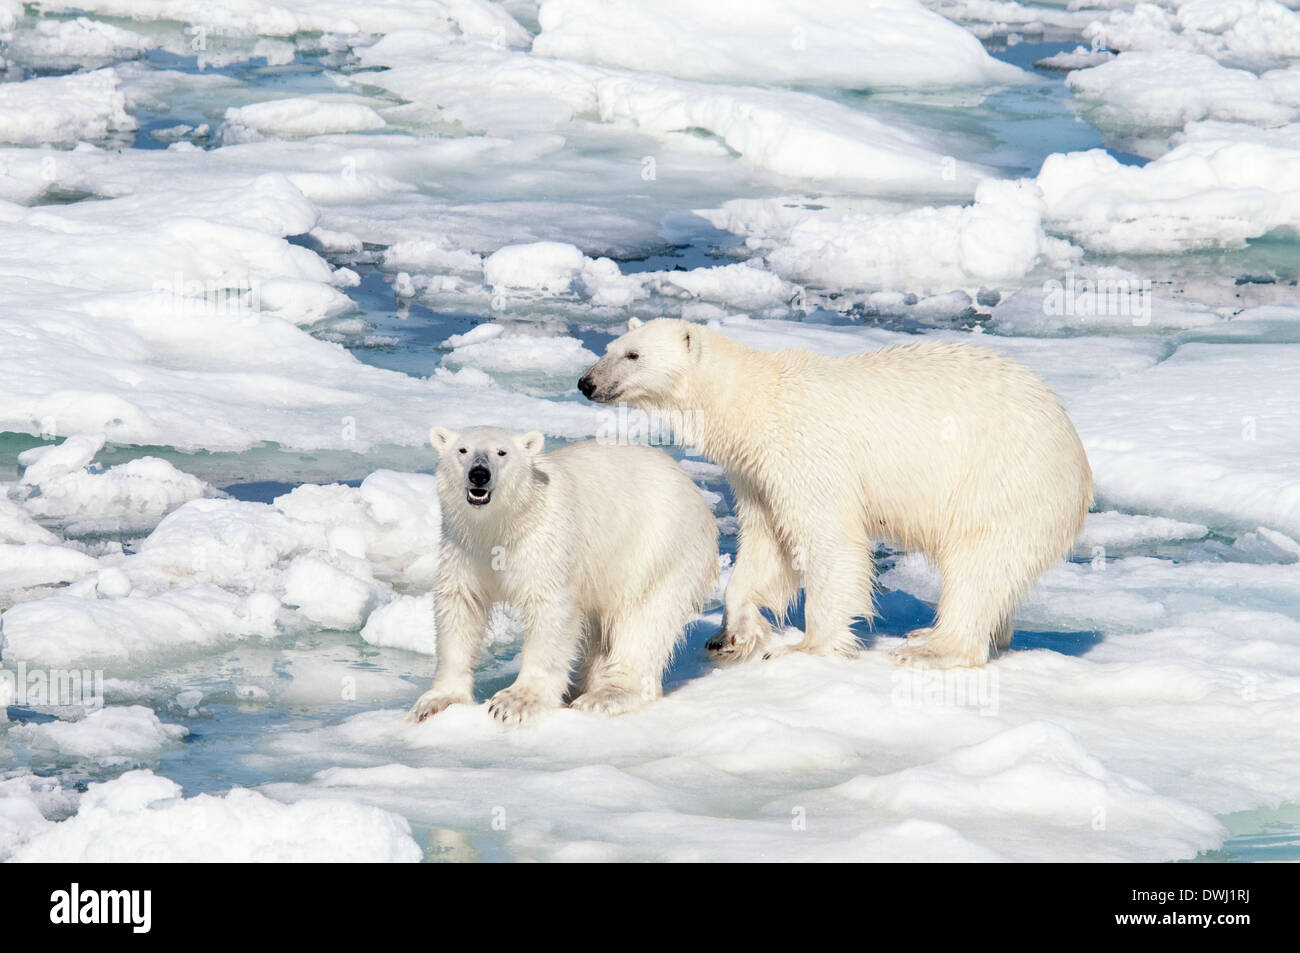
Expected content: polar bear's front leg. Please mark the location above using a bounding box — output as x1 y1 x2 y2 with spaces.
408 556 489 724
708 497 797 662
487 595 582 726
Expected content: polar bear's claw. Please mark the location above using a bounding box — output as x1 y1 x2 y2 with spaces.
706 624 768 662
407 690 471 724
488 685 551 726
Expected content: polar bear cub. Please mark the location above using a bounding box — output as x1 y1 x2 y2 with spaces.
578 318 1092 669
408 426 718 726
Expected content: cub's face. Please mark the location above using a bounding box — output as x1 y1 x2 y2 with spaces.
578 317 698 405
430 425 544 511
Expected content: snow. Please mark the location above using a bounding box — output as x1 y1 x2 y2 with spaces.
483 241 587 293
353 36 987 193
222 97 388 144
700 180 1079 293
1069 342 1300 538
0 465 450 668
361 592 438 654
1084 0 1300 72
532 0 1026 88
440 324 598 390
9 706 187 764
1078 512 1210 551
8 769 422 862
2 16 153 71
36 0 531 44
0 69 135 147
1034 136 1300 253
14 433 216 535
1068 51 1299 135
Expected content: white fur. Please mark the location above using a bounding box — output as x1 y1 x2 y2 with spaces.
409 426 718 725
580 319 1093 668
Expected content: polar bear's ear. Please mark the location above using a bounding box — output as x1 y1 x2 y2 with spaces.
429 426 457 452
519 431 545 455
627 317 643 331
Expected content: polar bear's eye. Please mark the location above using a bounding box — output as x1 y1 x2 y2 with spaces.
458 448 467 454
626 351 639 360
497 450 507 457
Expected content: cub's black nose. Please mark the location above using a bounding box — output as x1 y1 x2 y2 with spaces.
578 375 595 398
467 465 491 487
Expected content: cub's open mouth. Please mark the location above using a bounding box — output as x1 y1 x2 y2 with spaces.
466 487 491 506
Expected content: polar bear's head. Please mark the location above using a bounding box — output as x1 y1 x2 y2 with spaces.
430 425 545 512
578 317 700 406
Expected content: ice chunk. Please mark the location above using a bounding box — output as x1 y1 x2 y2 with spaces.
1035 137 1300 253
15 435 216 536
9 769 422 862
1078 512 1210 551
1068 51 1298 137
483 241 587 293
0 585 282 667
0 68 134 147
702 180 1078 294
9 705 187 764
441 323 597 386
1070 342 1300 537
3 16 153 71
36 0 530 45
222 97 387 144
1085 0 1300 73
0 542 98 592
532 0 1026 88
282 555 385 631
361 592 438 655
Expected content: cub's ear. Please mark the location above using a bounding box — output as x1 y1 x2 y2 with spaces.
429 426 457 452
519 431 545 455
627 316 643 331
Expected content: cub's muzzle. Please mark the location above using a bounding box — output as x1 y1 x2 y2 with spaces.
466 463 492 506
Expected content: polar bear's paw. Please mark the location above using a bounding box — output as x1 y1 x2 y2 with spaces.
569 686 647 717
407 689 472 724
763 635 860 661
706 620 770 662
488 685 553 726
891 628 987 669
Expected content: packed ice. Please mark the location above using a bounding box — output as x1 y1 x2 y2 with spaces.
1 0 1297 862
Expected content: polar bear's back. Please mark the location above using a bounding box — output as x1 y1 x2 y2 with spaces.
729 338 1091 558
542 441 717 608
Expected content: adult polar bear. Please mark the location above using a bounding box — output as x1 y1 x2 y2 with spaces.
409 426 717 725
578 319 1092 669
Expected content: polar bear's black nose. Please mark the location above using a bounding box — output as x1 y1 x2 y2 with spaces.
467 465 491 487
578 375 595 399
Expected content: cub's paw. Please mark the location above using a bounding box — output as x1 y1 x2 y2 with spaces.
487 685 553 727
407 689 471 724
569 686 650 717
